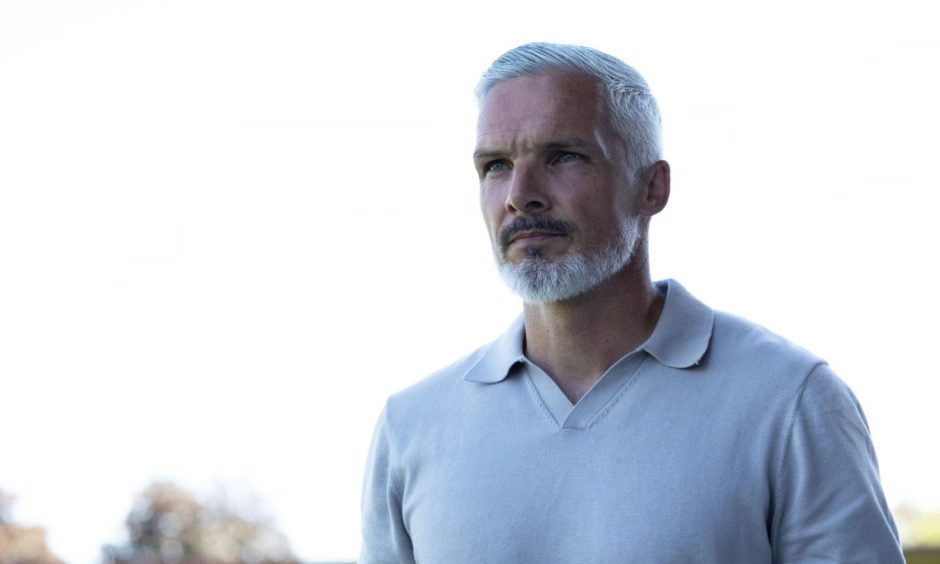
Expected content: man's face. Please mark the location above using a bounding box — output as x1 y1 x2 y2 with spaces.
474 71 643 303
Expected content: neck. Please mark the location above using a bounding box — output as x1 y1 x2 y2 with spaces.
522 253 664 404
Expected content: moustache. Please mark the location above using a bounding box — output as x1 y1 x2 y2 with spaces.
498 216 572 249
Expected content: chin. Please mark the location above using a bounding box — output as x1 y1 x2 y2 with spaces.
496 231 637 303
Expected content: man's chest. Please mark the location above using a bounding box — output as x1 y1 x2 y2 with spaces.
399 412 775 564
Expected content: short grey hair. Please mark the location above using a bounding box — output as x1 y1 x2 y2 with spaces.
476 42 662 175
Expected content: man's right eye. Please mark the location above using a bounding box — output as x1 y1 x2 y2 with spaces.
483 160 511 175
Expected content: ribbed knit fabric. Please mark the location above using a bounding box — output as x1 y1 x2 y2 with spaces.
360 280 903 563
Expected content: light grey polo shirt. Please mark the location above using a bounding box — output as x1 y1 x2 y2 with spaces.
361 280 903 563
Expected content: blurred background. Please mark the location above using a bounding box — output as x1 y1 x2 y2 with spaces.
1 1 938 562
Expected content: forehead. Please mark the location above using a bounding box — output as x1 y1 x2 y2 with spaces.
476 71 611 150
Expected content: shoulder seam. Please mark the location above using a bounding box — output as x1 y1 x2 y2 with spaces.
382 404 406 507
769 360 828 555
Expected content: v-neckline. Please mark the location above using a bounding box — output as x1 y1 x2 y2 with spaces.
523 350 649 430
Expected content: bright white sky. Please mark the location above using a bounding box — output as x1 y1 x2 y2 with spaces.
1 1 937 562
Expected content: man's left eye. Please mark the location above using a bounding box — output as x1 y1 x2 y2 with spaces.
554 152 584 164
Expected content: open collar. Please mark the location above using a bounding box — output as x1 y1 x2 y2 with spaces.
463 315 526 384
463 279 714 384
642 279 714 369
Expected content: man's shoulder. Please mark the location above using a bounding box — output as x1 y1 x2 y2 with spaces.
709 308 825 378
658 280 824 376
385 341 492 414
385 314 523 416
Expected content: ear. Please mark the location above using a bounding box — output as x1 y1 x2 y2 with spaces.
639 160 670 216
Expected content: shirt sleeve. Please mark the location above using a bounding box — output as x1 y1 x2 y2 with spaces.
360 405 416 564
771 363 904 563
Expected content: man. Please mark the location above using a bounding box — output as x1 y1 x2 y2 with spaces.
360 43 903 563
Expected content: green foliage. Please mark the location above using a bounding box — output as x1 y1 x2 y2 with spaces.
905 548 940 564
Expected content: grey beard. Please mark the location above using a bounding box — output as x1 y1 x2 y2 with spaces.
496 219 640 303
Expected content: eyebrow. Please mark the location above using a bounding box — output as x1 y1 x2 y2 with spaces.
473 138 595 162
472 148 504 162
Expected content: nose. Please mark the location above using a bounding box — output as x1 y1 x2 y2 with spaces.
506 162 550 215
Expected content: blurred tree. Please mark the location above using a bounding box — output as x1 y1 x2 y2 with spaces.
0 488 64 564
104 482 297 564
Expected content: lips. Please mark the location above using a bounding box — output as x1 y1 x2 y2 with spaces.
509 230 565 244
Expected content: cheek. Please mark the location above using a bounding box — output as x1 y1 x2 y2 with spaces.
576 206 622 242
480 185 506 227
